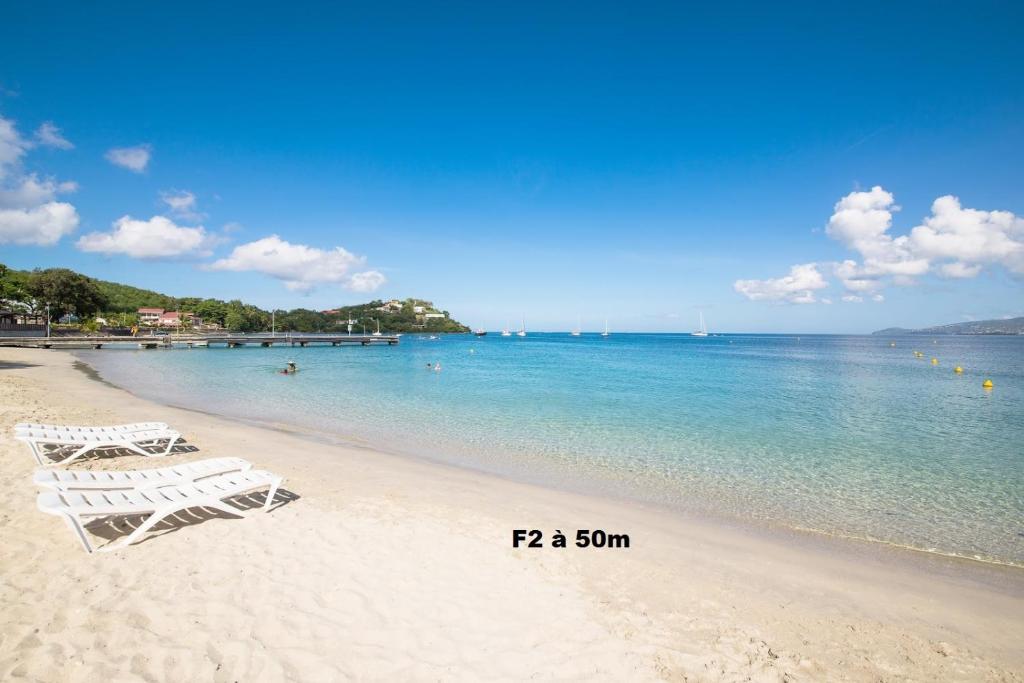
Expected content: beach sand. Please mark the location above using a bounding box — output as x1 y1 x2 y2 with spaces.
1 347 1022 681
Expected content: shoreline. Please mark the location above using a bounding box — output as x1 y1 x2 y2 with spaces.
2 346 1023 680
73 349 1024 574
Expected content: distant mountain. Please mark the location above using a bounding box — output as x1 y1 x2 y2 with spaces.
873 317 1024 336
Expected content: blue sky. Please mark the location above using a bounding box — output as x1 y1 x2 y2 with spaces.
1 1 1022 332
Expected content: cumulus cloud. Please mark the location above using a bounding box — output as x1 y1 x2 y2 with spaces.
0 114 80 246
909 195 1024 275
825 187 930 289
160 190 204 222
105 144 151 172
208 234 387 292
34 122 73 149
0 116 31 177
733 263 827 304
346 270 387 292
735 186 1024 304
77 215 218 259
0 202 79 246
0 174 77 208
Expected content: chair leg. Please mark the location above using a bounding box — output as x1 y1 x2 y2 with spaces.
159 435 179 455
96 507 179 552
53 443 96 466
125 441 156 457
25 440 45 466
263 477 283 511
202 499 247 518
61 514 95 554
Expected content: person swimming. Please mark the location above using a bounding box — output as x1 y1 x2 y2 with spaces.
280 360 298 374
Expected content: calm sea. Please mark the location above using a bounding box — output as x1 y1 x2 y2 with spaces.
77 333 1024 566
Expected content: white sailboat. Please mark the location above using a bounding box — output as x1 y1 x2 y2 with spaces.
516 317 527 337
691 312 708 337
372 319 382 337
601 318 609 337
570 316 581 336
500 323 512 337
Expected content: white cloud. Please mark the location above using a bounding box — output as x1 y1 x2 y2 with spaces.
939 261 982 278
0 202 79 246
909 195 1024 275
736 186 1024 304
825 186 929 288
160 190 204 222
105 144 151 173
34 122 73 149
346 270 387 292
0 174 77 208
841 294 863 303
77 215 218 259
0 116 31 179
208 234 387 292
733 263 827 304
0 114 79 246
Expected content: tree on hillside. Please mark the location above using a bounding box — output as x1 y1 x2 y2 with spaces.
26 268 108 320
0 264 31 307
277 308 326 333
194 299 228 327
223 300 269 332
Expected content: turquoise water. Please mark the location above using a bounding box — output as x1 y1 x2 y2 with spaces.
78 333 1024 565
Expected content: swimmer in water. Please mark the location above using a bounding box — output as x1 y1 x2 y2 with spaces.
280 360 297 374
434 362 442 372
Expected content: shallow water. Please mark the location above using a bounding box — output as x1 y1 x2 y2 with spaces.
78 333 1024 565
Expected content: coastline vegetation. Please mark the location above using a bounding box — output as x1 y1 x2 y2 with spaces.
0 263 470 334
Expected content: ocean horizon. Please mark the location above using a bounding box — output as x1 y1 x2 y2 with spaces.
76 332 1024 566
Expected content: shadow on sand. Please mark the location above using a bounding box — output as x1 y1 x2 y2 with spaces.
83 487 300 549
38 440 199 464
0 360 41 370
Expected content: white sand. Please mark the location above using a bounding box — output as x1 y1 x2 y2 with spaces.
1 347 1022 681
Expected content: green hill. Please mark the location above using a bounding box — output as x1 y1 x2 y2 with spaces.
322 299 470 333
0 263 470 334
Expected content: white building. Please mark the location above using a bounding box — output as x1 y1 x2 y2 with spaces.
137 308 164 326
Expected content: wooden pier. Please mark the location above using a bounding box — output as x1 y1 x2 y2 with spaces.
0 334 400 349
194 334 400 347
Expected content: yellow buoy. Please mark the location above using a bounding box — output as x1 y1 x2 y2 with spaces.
983 379 994 389
931 358 938 365
954 366 963 374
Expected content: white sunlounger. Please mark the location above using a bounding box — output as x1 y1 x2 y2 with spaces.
15 421 170 434
16 427 183 466
37 468 283 553
33 457 252 491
